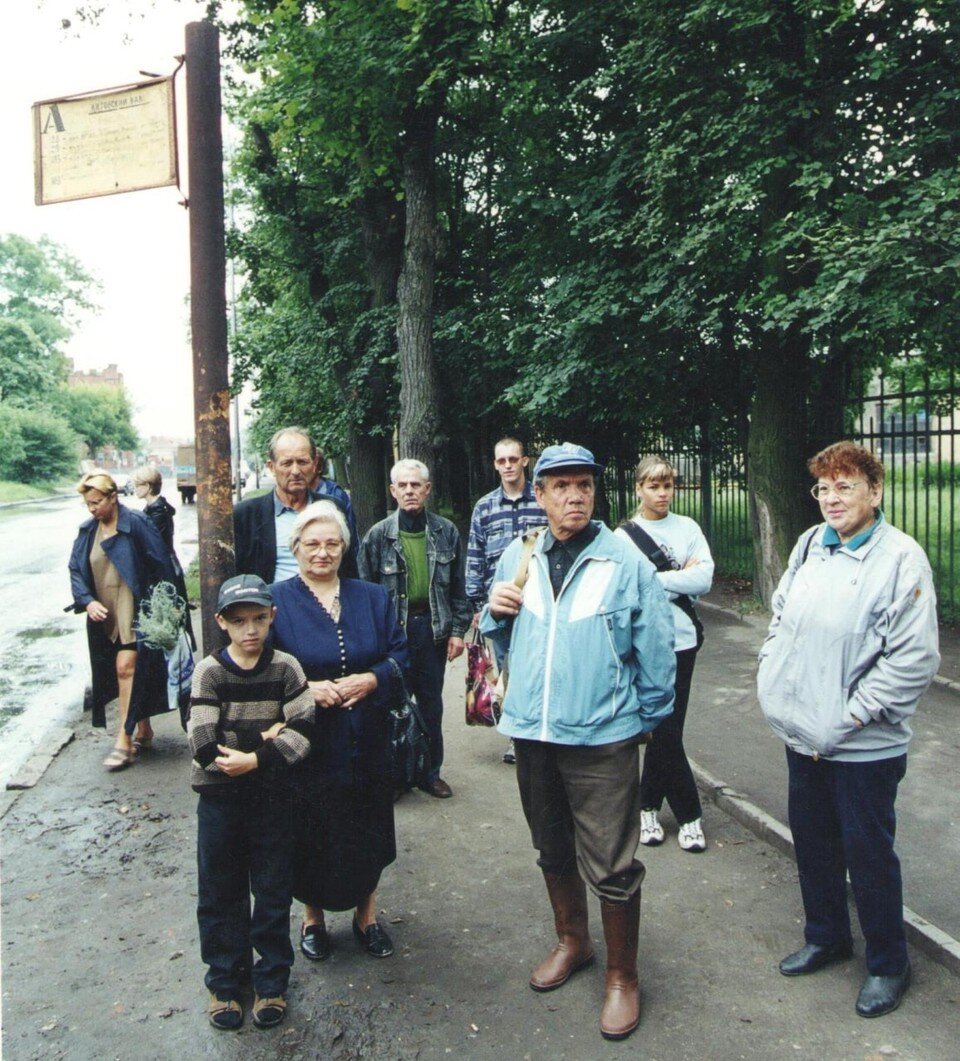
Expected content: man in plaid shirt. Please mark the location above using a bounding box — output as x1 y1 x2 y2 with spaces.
466 437 544 763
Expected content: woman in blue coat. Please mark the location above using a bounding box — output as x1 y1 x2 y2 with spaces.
270 500 408 963
68 472 176 770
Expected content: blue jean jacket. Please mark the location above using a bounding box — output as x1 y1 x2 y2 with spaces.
358 510 471 641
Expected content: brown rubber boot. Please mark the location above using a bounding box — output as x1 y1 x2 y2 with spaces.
529 872 595 992
599 892 641 1040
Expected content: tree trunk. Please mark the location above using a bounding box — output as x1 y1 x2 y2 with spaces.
748 329 812 605
350 186 405 534
396 102 443 472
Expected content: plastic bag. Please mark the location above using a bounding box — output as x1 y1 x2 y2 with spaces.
465 629 501 727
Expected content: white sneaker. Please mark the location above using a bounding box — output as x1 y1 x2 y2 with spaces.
678 818 706 852
640 809 664 846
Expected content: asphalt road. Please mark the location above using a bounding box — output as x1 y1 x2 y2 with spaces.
0 492 198 787
2 660 959 1060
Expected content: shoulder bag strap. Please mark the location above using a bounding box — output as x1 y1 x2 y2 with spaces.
799 524 820 566
618 520 675 573
619 520 704 645
513 526 546 590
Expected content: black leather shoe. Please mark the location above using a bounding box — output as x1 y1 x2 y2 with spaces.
856 963 910 1018
353 916 394 958
779 940 853 976
421 778 453 798
300 923 331 962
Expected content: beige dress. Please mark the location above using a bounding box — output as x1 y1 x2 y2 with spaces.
89 523 136 646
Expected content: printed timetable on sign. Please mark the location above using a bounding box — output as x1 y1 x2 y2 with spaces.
33 76 178 206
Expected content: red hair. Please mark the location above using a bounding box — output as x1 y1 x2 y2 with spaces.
808 441 883 489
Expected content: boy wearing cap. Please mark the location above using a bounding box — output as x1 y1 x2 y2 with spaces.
481 443 676 1042
189 575 315 1031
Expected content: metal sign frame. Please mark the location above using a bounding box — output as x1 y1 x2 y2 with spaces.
33 75 179 206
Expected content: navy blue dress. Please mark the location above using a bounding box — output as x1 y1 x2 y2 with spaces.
270 576 408 910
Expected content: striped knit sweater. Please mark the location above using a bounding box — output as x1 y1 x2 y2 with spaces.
188 646 314 793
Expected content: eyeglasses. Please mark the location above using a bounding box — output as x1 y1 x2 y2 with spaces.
495 456 522 466
299 539 343 554
810 481 865 500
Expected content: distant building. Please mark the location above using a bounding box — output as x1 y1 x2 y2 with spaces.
66 361 124 389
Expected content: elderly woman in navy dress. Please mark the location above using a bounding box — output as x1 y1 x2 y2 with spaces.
270 500 408 961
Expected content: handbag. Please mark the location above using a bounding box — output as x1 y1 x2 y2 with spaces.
618 521 705 649
388 680 431 792
465 626 501 727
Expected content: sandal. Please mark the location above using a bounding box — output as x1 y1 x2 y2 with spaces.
208 992 243 1031
103 748 135 772
132 736 153 753
252 994 286 1029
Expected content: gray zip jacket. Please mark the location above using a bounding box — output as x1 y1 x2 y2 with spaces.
757 518 940 762
359 509 471 642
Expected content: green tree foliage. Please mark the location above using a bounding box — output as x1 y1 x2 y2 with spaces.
0 406 79 484
0 233 97 368
0 234 106 482
54 384 139 456
222 0 960 593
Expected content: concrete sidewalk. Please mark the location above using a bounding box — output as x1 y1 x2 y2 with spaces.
2 658 959 1059
687 602 960 962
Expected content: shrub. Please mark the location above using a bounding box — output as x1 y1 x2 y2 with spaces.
0 405 80 483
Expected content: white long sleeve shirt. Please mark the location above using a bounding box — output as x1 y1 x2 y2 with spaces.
614 512 714 651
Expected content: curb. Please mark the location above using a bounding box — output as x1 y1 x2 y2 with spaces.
690 757 960 979
5 726 75 791
698 599 960 696
0 492 75 510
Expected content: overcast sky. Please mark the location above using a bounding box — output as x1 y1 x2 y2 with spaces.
1 0 232 439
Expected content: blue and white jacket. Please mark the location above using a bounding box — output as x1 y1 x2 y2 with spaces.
480 522 676 746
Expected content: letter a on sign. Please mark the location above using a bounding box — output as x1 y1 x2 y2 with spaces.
42 105 65 134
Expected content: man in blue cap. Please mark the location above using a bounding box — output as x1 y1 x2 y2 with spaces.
481 442 676 1042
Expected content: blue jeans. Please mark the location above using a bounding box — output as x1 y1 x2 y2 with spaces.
786 747 908 976
197 779 295 998
406 612 448 783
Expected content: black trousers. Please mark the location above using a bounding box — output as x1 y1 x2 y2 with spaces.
406 612 448 783
197 780 295 998
639 647 702 825
787 747 908 976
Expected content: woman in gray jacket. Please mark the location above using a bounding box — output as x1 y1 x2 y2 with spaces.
758 441 939 1019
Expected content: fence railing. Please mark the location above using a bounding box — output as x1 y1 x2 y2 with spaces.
603 369 958 622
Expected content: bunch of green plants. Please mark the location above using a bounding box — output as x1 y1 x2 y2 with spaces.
136 581 188 652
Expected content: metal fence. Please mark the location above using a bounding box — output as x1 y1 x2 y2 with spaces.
603 368 959 621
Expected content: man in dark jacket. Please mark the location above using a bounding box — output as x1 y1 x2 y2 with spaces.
359 458 471 799
233 427 356 583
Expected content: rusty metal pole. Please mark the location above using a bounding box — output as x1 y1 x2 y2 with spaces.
185 20 234 653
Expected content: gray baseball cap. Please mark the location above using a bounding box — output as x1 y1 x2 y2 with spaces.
215 574 274 614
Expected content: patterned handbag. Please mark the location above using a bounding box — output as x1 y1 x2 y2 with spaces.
465 626 501 727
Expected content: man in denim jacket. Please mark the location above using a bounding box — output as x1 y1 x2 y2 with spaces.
359 459 471 798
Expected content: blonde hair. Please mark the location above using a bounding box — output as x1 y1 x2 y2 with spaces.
134 466 162 494
77 471 118 497
634 455 676 487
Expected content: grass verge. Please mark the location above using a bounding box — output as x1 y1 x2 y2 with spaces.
0 481 73 503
